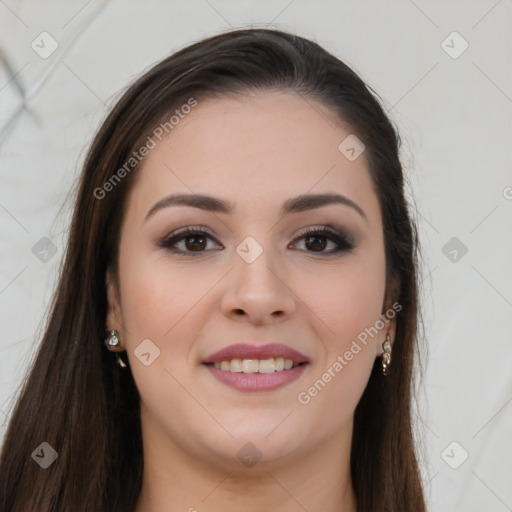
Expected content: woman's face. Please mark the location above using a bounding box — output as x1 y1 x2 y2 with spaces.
106 90 395 469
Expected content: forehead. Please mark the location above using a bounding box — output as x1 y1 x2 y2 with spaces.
125 90 378 221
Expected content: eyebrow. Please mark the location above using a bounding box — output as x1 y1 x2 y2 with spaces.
144 192 367 222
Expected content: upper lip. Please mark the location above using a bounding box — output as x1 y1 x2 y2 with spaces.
202 343 310 364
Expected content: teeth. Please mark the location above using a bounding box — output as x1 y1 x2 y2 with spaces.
242 359 259 373
212 357 299 373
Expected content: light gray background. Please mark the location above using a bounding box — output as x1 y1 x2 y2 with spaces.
1 1 511 511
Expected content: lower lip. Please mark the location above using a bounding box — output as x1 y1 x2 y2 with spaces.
203 363 309 392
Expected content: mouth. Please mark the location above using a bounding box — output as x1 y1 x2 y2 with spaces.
201 358 310 392
201 343 310 391
202 358 308 373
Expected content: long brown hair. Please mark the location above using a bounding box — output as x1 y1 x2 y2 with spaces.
0 28 426 511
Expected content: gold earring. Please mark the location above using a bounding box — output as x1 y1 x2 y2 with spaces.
105 330 127 368
115 354 127 368
381 334 392 375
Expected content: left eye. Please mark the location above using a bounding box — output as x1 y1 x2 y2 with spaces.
158 226 354 256
292 228 352 254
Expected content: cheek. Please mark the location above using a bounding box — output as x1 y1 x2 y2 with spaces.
296 248 386 348
330 262 385 338
117 247 227 384
118 242 211 336
116 254 206 411
292 251 386 424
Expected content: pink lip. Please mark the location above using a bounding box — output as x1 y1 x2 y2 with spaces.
201 343 310 364
204 363 309 392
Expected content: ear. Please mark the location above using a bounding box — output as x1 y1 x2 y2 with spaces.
106 269 124 348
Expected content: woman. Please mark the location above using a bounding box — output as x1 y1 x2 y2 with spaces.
0 28 426 511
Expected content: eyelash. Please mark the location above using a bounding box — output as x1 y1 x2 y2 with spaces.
158 224 355 257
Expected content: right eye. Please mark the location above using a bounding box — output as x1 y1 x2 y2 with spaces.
158 226 222 255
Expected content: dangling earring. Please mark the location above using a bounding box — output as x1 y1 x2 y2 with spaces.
105 329 127 368
381 334 392 375
115 354 127 368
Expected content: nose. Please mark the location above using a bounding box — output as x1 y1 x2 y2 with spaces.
220 245 296 325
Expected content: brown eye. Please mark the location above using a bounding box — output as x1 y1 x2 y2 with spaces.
183 234 207 251
304 234 328 252
159 227 221 254
159 225 354 257
292 226 354 255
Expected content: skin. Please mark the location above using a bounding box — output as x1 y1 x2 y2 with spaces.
105 90 396 512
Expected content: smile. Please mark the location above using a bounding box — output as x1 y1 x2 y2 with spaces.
203 360 310 392
205 357 303 373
